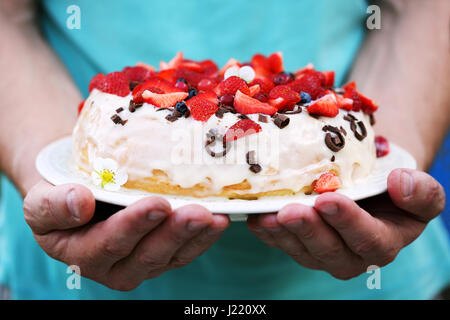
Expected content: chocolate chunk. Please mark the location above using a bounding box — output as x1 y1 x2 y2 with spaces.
283 105 303 114
340 126 347 136
156 107 171 112
369 114 376 126
273 114 290 129
111 114 122 124
249 164 262 174
238 114 249 120
331 155 336 162
215 109 224 119
165 114 179 122
128 100 136 113
184 108 190 118
115 107 124 113
323 125 345 152
258 114 268 123
246 151 257 165
129 81 141 91
308 113 320 119
352 121 367 141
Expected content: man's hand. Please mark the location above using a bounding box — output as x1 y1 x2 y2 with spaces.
23 180 229 291
247 169 445 280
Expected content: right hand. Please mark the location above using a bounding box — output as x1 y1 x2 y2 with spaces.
23 180 229 291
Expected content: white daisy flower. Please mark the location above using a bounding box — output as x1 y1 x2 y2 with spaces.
91 157 128 191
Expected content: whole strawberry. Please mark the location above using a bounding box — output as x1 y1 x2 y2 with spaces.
89 72 130 97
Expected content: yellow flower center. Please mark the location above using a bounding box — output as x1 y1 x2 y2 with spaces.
97 170 115 188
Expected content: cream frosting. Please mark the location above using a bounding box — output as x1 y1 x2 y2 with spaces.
72 89 376 196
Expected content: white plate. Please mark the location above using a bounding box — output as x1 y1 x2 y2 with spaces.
36 136 416 221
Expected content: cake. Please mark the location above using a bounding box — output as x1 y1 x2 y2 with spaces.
73 52 382 199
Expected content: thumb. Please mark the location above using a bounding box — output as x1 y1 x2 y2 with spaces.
23 180 95 234
387 169 446 223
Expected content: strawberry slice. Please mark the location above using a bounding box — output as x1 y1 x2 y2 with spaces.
196 91 219 105
307 94 339 117
122 66 155 83
157 68 176 82
288 71 326 99
250 77 275 94
268 85 300 110
342 81 378 113
136 62 156 72
197 78 218 92
77 99 86 115
215 76 250 96
313 172 341 194
250 54 270 71
234 90 277 115
321 71 335 88
160 52 183 70
89 73 105 92
375 136 390 157
224 119 262 143
132 77 181 102
199 59 219 77
248 84 261 96
142 91 188 108
89 71 130 97
179 60 204 72
186 95 219 121
267 52 283 73
294 63 315 78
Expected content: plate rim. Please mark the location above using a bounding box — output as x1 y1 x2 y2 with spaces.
36 136 417 214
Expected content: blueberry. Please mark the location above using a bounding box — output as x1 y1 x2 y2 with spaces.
300 92 311 104
273 72 291 85
175 101 188 114
176 78 188 84
185 88 197 100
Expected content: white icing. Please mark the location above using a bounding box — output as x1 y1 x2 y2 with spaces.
72 90 376 196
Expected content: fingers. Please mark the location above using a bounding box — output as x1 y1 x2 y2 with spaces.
108 204 218 290
387 169 446 222
23 180 95 234
37 196 172 270
170 214 230 268
277 204 364 278
315 193 401 265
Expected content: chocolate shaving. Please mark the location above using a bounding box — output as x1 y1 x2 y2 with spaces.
205 131 229 158
308 113 320 119
215 109 224 119
323 125 345 152
249 164 262 174
128 100 142 113
351 121 367 141
258 114 268 123
184 108 190 118
165 114 179 122
369 114 376 126
331 155 336 162
129 81 141 91
340 126 347 136
115 107 124 113
111 114 122 124
273 114 290 129
156 107 171 112
111 114 127 126
238 114 249 120
246 151 257 165
282 105 303 114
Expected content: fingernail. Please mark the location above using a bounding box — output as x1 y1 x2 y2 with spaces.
147 210 166 221
400 171 414 197
66 190 80 221
319 203 338 215
187 221 208 232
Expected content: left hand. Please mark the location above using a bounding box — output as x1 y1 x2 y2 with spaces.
247 168 446 280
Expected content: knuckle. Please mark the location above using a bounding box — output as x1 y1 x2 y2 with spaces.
313 243 343 261
135 254 167 270
299 227 315 240
331 269 362 280
101 241 130 259
353 233 381 256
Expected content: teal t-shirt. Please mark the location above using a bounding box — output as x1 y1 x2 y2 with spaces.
0 0 449 299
